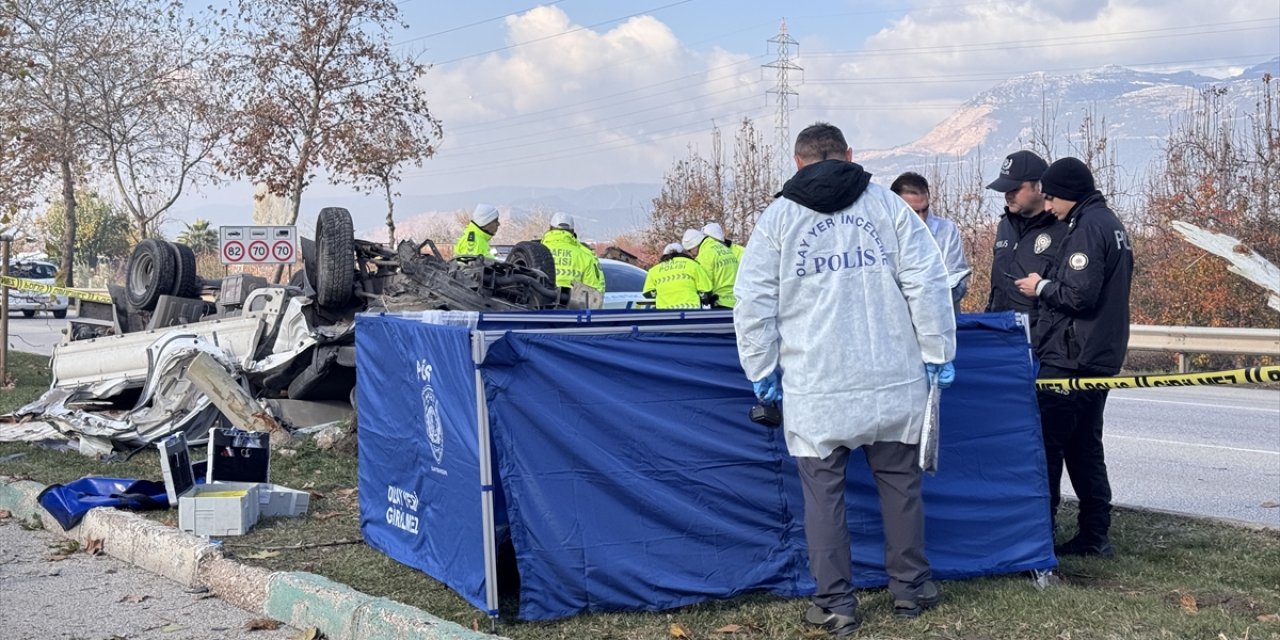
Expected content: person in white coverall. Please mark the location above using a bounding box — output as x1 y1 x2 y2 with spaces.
733 122 957 637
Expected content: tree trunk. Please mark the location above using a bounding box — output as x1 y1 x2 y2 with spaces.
59 158 77 288
383 177 396 246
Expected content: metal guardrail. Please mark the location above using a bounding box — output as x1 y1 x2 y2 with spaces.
1129 324 1280 372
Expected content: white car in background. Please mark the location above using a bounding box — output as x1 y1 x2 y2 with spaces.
599 258 652 310
6 259 70 318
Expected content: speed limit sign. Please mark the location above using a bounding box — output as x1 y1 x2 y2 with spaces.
219 225 298 265
272 240 295 262
222 240 245 263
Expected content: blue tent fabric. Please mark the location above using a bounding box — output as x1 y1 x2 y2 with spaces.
481 312 1054 620
484 332 811 619
355 310 1056 622
355 314 491 612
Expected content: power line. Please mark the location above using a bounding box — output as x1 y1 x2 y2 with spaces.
393 1 567 47
433 0 695 66
437 83 765 159
802 18 1279 58
447 55 767 135
402 103 772 179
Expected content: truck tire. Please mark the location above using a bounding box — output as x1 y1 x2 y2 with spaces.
315 207 354 309
168 241 202 299
125 238 178 312
507 241 557 283
53 308 67 319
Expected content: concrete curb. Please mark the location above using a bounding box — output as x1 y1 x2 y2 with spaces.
0 476 506 640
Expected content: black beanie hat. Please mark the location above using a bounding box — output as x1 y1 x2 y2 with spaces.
1040 157 1097 201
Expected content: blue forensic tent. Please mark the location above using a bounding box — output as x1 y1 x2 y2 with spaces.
357 310 1055 621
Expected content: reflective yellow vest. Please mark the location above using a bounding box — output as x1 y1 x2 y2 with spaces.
453 222 495 258
643 256 712 309
540 229 605 293
695 238 739 307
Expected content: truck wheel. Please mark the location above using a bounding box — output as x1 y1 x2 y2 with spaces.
125 238 178 312
168 241 202 299
22 310 35 318
315 207 354 309
507 241 557 282
53 308 67 319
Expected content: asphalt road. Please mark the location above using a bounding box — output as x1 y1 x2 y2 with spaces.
0 515 296 640
1063 385 1280 528
2 310 70 357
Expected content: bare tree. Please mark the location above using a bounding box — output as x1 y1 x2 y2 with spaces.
338 112 442 246
210 0 443 245
646 118 775 254
78 1 223 240
724 118 776 243
1 0 104 285
924 154 992 312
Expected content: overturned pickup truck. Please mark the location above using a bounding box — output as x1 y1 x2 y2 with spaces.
14 207 591 454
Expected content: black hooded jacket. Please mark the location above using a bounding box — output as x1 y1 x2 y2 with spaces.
778 159 872 214
1033 192 1134 375
986 209 1069 326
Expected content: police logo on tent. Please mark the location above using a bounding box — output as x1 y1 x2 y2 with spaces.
422 384 444 464
1068 252 1089 270
1034 233 1052 254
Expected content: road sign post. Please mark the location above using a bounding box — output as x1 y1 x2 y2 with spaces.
219 226 298 266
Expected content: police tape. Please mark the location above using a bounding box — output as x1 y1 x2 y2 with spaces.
0 275 112 304
1036 365 1280 391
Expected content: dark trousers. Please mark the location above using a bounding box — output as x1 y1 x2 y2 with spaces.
795 442 930 616
1037 364 1113 543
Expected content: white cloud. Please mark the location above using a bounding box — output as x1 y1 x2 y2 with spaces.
790 0 1275 151
404 1 1276 195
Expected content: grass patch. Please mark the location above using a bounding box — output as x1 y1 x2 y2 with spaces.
2 437 1278 640
0 350 52 415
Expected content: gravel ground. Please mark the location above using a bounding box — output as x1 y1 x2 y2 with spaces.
0 515 297 640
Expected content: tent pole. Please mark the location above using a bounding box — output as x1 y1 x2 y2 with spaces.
473 330 500 619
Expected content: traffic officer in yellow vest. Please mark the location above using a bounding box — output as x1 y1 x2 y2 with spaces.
541 212 605 294
682 227 739 308
453 204 500 258
643 243 713 309
703 222 745 261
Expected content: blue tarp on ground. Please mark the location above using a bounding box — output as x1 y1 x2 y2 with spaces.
357 311 1055 621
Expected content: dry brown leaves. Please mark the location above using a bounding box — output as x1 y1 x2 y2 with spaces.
245 618 281 631
1179 591 1199 614
669 622 693 637
119 594 149 604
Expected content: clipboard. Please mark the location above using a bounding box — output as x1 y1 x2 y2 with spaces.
919 370 941 474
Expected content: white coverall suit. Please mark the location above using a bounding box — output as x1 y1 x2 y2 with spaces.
733 159 956 618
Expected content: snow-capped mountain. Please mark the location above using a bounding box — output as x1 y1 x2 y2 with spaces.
858 58 1280 188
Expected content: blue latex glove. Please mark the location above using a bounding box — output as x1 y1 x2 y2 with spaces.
925 362 956 389
752 369 782 405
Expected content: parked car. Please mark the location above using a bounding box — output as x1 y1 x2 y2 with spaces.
6 259 69 318
600 258 652 310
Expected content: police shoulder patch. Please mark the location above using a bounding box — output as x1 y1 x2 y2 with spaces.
1068 252 1089 270
1034 233 1051 254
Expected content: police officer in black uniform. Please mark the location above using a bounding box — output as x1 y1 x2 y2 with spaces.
985 150 1067 328
1014 157 1133 558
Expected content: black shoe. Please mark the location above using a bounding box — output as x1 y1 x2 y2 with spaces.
804 605 861 637
893 580 942 618
1054 537 1115 558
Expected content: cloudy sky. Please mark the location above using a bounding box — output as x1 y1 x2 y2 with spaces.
175 0 1279 226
